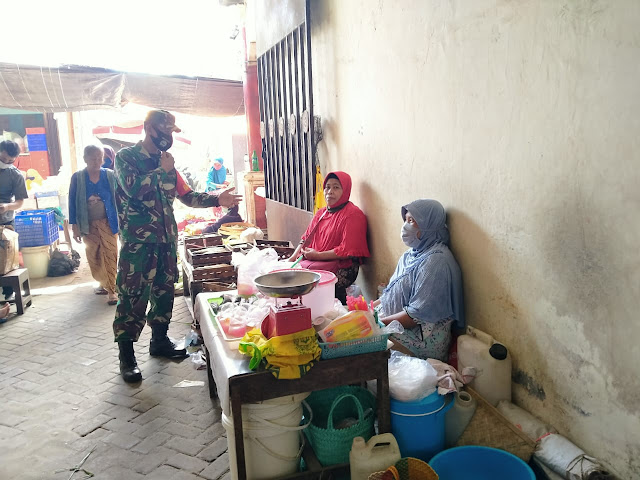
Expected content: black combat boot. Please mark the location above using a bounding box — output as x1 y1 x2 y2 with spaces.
118 341 142 383
149 324 188 359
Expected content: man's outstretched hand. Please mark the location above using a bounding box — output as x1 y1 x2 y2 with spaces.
217 187 242 208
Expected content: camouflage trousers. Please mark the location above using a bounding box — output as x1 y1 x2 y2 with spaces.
113 242 178 342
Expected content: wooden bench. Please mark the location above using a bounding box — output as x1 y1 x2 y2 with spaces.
0 268 32 314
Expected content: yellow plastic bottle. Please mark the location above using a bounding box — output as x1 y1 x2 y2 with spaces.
349 434 402 480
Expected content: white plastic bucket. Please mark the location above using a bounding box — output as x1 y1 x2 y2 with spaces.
223 393 311 480
21 245 50 279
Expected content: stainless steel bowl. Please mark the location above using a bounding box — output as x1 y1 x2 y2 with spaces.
254 270 321 298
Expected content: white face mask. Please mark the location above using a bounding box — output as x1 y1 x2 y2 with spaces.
401 222 422 248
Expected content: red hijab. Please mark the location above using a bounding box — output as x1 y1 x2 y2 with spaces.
300 171 370 271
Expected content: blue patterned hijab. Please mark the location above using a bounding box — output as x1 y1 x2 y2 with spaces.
402 199 450 252
382 199 465 328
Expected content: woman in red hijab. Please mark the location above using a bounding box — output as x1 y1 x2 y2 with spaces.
287 171 370 303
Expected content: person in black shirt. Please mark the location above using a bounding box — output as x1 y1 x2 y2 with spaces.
0 140 28 304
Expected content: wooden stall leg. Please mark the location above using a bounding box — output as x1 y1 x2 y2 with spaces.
230 386 248 480
377 359 391 433
203 346 217 398
182 266 190 297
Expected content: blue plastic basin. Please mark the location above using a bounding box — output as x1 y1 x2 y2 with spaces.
429 446 535 480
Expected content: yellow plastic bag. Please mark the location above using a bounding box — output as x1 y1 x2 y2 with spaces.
239 327 321 379
313 164 326 213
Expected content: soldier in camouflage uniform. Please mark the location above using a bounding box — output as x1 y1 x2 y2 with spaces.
113 110 241 383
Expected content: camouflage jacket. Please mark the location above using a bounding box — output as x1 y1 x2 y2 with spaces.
114 142 219 243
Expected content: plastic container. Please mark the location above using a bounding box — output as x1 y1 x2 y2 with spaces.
318 330 390 359
349 433 401 480
457 326 512 407
429 446 535 480
21 245 50 278
223 393 310 480
445 390 477 447
15 209 58 247
390 391 454 461
302 270 336 319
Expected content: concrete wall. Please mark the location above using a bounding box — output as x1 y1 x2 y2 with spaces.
254 1 640 476
255 0 306 56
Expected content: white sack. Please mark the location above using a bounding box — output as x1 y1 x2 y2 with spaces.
535 433 611 480
496 400 556 442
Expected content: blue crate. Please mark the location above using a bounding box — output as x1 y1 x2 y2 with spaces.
15 209 58 247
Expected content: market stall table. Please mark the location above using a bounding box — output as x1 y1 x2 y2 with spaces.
194 291 391 480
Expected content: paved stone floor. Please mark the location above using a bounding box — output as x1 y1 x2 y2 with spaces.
0 246 230 480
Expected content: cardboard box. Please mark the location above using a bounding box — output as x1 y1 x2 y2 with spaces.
0 227 20 275
36 195 60 209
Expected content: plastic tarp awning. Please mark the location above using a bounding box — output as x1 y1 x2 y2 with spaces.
92 123 192 147
0 62 245 117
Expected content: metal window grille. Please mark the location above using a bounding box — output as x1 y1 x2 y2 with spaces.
258 17 315 212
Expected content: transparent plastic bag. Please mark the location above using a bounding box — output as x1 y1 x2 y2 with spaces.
379 320 404 335
191 350 207 370
232 247 281 296
388 351 439 401
345 284 362 298
318 310 378 342
184 329 199 348
244 303 271 328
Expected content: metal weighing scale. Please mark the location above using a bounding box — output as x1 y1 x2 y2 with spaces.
253 270 321 338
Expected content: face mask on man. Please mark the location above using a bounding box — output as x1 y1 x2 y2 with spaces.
150 126 174 151
401 221 422 248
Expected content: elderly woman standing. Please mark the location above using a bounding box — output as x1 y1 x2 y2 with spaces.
287 171 370 303
69 145 119 305
373 199 464 361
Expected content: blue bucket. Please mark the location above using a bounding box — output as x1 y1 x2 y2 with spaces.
429 446 535 480
390 391 453 462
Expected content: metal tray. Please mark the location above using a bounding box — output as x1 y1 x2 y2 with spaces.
253 270 321 298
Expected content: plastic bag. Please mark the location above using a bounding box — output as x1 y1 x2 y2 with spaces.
239 227 264 243
244 303 271 329
313 300 349 328
345 284 362 298
318 310 377 342
232 247 281 296
379 320 404 335
217 299 270 337
191 350 207 370
325 299 349 320
388 351 439 401
184 329 199 348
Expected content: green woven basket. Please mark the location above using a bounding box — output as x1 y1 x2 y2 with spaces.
304 386 376 466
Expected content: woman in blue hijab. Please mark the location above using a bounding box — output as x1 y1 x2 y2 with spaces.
373 199 464 360
206 157 228 192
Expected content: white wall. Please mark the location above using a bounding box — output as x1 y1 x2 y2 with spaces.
302 0 640 478
292 0 638 477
